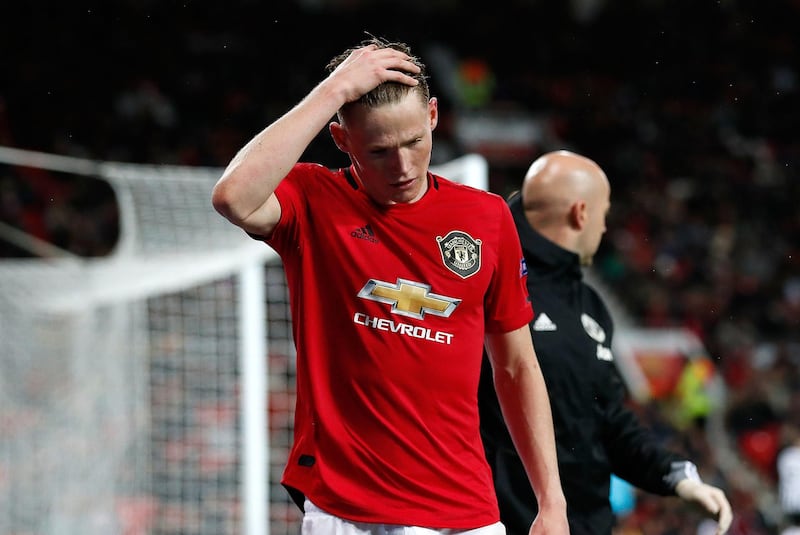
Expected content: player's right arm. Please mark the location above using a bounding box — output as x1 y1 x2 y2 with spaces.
211 44 420 237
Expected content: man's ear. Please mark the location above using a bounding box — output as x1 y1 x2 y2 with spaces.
569 200 587 230
429 97 439 131
329 122 348 153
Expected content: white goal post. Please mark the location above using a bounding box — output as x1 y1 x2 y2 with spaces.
0 146 489 535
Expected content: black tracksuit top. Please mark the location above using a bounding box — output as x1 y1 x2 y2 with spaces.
478 193 684 535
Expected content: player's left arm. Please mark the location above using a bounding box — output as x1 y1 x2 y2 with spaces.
485 325 568 535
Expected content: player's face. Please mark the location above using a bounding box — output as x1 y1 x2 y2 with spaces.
335 93 438 205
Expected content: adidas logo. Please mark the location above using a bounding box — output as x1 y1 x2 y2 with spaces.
532 313 557 331
351 224 379 243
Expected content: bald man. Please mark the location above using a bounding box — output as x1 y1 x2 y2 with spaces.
478 151 732 535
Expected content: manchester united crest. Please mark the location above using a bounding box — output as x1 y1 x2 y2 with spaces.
437 230 481 279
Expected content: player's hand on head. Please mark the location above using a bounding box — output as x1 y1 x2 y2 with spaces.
675 479 733 534
327 44 420 103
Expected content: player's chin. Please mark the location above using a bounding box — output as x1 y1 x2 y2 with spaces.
390 180 424 202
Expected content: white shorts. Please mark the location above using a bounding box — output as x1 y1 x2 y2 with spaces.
301 499 507 535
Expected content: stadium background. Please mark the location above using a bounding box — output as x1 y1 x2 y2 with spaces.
1 0 798 534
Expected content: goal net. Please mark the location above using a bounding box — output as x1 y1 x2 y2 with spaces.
0 146 488 535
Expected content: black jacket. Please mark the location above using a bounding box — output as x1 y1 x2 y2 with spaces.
478 193 684 535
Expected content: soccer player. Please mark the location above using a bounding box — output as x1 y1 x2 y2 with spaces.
211 36 568 535
478 150 733 535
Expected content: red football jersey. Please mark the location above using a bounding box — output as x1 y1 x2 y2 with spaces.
264 163 532 529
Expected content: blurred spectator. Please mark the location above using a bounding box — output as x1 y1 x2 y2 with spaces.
777 424 800 534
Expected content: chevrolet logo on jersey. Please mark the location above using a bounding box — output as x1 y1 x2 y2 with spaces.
357 278 461 320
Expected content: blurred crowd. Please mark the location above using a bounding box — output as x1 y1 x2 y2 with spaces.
2 0 799 533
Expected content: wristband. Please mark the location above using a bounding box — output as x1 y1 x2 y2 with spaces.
663 460 702 490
